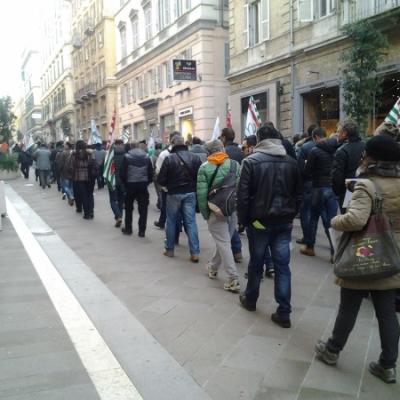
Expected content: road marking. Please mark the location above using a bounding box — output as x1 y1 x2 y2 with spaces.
6 198 143 400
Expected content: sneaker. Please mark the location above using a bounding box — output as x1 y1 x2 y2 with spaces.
368 361 396 384
115 218 122 228
300 245 315 257
163 249 174 257
314 340 339 365
68 198 74 206
233 252 243 263
62 193 66 200
265 267 274 279
121 227 132 235
190 254 199 263
223 279 240 293
271 313 291 329
206 264 218 279
239 294 256 311
154 221 165 229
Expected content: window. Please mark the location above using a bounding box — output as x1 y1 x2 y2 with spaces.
131 80 136 102
319 0 335 18
244 0 269 48
174 0 190 19
121 85 126 107
119 24 127 58
144 72 151 97
98 30 104 48
158 0 170 30
144 6 152 41
165 61 173 87
298 0 336 22
137 76 144 99
131 15 139 50
224 42 230 76
151 69 157 94
156 65 163 92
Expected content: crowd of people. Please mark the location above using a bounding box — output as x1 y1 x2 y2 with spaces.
13 118 400 384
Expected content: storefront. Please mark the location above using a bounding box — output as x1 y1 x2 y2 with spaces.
178 107 194 141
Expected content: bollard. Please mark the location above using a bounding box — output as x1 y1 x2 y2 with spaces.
0 180 5 231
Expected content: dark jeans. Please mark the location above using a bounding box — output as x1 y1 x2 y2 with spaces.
158 190 167 227
305 186 338 254
97 165 105 189
74 181 94 217
38 170 50 188
245 224 293 318
109 185 125 220
300 181 313 240
125 182 149 233
327 288 400 368
20 164 30 179
231 230 242 254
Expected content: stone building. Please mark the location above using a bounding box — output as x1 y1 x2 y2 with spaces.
71 0 119 140
115 0 230 143
40 0 76 142
228 0 400 138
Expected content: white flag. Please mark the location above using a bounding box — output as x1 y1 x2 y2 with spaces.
211 116 220 140
244 96 262 137
89 119 102 145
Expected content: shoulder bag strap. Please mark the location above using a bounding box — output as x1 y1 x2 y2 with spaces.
208 164 222 192
175 152 195 184
369 179 384 215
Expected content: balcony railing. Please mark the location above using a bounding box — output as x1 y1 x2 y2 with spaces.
342 0 400 24
74 82 98 104
84 17 95 36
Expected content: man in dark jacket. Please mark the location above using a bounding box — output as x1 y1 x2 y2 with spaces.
238 125 302 328
158 135 202 262
220 127 244 164
332 120 365 211
120 142 153 237
18 146 32 179
301 127 339 259
190 136 207 163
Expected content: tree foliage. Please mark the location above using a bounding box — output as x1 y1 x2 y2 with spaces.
0 96 16 144
341 20 388 132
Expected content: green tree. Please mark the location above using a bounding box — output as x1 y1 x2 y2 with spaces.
341 20 388 133
0 96 16 144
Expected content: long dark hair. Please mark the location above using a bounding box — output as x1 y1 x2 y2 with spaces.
75 140 88 161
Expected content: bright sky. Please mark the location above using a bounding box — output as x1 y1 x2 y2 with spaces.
0 0 48 100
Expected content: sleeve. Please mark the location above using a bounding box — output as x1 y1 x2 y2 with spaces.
196 165 210 220
155 151 165 174
303 148 315 181
147 158 154 184
293 163 303 213
237 159 252 227
331 184 372 232
297 146 307 175
119 156 127 184
193 156 202 182
332 149 346 198
157 157 169 187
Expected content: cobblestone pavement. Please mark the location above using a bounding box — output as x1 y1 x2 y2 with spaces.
1 174 399 400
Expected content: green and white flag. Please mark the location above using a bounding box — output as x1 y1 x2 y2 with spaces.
244 96 262 137
103 143 116 190
121 130 130 144
385 97 400 127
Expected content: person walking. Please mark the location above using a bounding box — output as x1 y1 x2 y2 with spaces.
238 124 302 328
18 145 32 179
158 135 202 262
190 136 208 163
197 139 241 293
33 143 52 189
94 142 106 189
315 135 400 384
120 142 153 237
300 127 339 260
56 142 75 206
332 120 365 211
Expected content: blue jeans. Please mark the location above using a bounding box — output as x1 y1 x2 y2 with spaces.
166 192 200 255
231 230 242 254
108 185 125 220
305 186 338 254
300 181 313 240
245 224 293 318
61 178 74 200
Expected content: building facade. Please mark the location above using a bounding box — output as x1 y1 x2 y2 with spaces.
21 50 42 140
71 0 119 140
40 0 76 143
228 0 400 138
115 0 230 143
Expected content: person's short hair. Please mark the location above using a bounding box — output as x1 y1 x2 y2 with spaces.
312 127 327 139
307 124 319 137
365 135 400 162
340 119 359 139
192 136 202 145
263 121 275 129
220 127 235 142
171 135 185 146
114 139 123 145
65 142 73 149
169 131 181 142
244 135 257 147
204 139 224 155
75 140 86 152
256 125 281 141
292 134 301 145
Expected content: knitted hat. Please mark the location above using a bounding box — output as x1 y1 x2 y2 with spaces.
374 121 400 142
204 139 224 155
365 135 400 162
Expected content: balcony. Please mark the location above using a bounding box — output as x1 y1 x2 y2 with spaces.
74 82 97 104
72 33 82 49
342 0 400 24
86 81 97 97
84 17 95 36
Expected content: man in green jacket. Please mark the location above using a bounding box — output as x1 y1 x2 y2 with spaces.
196 139 241 293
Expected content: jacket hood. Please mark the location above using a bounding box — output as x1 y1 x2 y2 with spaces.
128 148 147 157
207 152 228 165
357 161 400 178
316 138 339 154
191 144 207 153
171 144 188 153
254 139 286 156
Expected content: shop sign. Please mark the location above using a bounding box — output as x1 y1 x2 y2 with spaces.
173 59 197 81
178 107 193 118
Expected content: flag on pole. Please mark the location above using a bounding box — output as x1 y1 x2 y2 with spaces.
226 106 232 128
89 119 102 145
121 130 130 144
103 143 116 190
108 108 117 144
25 134 34 150
244 96 262 137
385 97 400 127
211 116 220 140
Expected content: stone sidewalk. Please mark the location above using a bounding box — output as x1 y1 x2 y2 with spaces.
2 175 399 399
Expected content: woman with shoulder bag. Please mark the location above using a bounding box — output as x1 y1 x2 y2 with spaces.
315 135 400 384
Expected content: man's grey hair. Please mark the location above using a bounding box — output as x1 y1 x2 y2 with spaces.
171 135 185 146
204 139 224 155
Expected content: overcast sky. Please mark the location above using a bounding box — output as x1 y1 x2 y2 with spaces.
0 0 47 100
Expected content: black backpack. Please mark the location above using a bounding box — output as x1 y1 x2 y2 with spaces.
207 160 237 217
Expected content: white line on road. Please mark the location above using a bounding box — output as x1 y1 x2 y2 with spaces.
6 197 143 400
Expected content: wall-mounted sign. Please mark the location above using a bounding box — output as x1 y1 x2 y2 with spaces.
178 107 193 118
173 59 197 81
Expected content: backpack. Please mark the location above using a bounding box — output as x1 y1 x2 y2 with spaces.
207 160 237 217
65 153 75 177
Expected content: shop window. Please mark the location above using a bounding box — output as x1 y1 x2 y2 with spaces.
161 113 175 140
134 121 145 140
241 92 268 135
180 115 193 141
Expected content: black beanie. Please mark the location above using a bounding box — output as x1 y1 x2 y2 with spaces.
365 135 400 162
